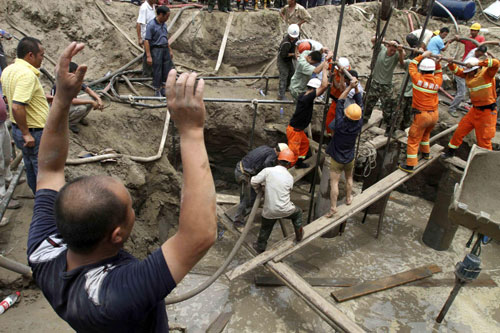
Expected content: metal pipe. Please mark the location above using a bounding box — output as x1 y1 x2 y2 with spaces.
0 161 24 221
436 278 466 323
306 0 347 225
87 55 142 87
0 255 32 278
249 102 259 150
115 95 323 105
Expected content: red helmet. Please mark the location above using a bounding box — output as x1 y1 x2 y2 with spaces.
298 41 311 54
278 149 295 163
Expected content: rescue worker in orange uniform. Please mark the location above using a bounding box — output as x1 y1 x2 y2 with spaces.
399 50 442 173
286 66 328 168
326 57 350 134
441 56 499 158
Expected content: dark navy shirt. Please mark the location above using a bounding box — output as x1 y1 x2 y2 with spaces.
145 18 169 46
240 145 277 176
326 93 364 164
289 90 316 130
27 189 176 332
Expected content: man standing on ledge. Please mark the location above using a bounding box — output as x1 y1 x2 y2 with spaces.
27 42 216 331
136 0 157 77
1 37 48 194
144 6 174 97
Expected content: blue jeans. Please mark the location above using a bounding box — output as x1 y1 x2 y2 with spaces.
12 126 43 194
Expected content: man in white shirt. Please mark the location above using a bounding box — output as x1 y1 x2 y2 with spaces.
136 0 158 76
250 149 303 253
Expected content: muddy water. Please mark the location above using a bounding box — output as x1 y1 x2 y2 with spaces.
166 190 500 332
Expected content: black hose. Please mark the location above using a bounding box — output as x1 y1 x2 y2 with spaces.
165 191 263 304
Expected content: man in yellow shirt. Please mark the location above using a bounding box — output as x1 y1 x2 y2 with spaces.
1 37 49 193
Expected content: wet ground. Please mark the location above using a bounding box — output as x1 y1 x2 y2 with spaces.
1 182 499 332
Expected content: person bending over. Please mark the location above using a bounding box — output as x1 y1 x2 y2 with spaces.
27 42 216 332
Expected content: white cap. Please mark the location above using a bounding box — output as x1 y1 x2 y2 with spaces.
287 24 300 38
338 57 350 68
419 58 436 71
277 143 289 152
307 78 322 89
463 57 480 73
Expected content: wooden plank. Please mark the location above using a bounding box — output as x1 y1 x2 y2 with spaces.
270 262 366 333
216 193 239 205
331 265 442 303
169 10 201 46
225 145 444 281
216 206 365 331
445 156 467 169
206 311 233 333
255 275 358 287
409 276 497 288
214 11 234 72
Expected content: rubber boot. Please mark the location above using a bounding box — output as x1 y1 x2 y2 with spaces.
243 1 247 11
295 158 309 169
398 163 414 173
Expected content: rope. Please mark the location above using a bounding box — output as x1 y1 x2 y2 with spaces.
355 141 377 178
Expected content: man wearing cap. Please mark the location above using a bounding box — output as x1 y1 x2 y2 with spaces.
448 23 486 117
289 50 331 101
234 144 288 227
442 55 499 158
287 66 328 168
325 79 363 217
277 24 299 101
364 38 405 135
399 51 442 173
251 148 303 253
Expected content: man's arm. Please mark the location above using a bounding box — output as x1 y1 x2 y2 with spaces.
316 66 329 96
144 40 152 66
250 169 266 190
397 44 405 66
162 70 216 284
11 103 35 147
37 42 88 192
136 23 143 46
84 86 103 110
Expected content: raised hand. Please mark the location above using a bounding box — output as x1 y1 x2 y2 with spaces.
55 42 87 103
165 69 206 134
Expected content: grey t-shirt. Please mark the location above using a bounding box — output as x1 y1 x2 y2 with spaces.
372 45 399 85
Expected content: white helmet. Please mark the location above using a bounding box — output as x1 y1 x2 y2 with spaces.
277 143 289 152
307 78 322 89
463 57 480 73
419 58 436 71
338 57 350 68
287 24 300 38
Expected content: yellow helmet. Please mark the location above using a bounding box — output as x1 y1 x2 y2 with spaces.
345 103 362 121
470 23 481 31
433 30 440 36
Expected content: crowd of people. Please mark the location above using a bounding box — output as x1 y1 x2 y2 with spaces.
0 1 498 331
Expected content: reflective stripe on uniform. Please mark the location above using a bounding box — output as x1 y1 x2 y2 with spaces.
407 154 418 158
453 66 459 73
448 143 459 149
435 69 442 73
413 84 438 94
411 59 419 65
488 58 493 67
420 141 429 146
469 83 492 92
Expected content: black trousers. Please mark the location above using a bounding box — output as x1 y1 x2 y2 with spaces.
151 47 174 90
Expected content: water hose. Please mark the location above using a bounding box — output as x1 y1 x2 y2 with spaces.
165 191 263 304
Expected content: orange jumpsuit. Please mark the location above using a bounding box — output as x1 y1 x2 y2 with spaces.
326 68 346 133
448 58 499 150
286 125 308 166
406 55 443 166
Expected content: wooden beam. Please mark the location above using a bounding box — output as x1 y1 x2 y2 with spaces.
225 145 444 281
214 11 234 72
331 265 441 302
206 311 233 333
216 206 365 332
255 275 358 287
169 10 202 46
216 193 240 205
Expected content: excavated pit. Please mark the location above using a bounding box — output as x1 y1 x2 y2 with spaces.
1 1 500 332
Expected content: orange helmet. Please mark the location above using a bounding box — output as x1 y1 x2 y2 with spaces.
278 149 295 163
298 41 311 54
345 103 362 121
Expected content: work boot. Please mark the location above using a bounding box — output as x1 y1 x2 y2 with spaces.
295 158 309 169
441 147 456 159
252 242 265 254
294 226 304 242
422 152 431 160
233 220 245 229
398 163 414 173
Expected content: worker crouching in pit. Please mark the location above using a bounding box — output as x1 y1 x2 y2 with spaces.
325 79 363 217
399 51 442 173
250 149 303 254
441 56 499 158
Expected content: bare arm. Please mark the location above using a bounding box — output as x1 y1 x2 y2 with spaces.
144 40 152 66
339 79 358 101
37 42 88 192
136 23 143 46
398 45 405 66
84 86 103 110
12 103 35 147
162 70 216 284
316 66 329 96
